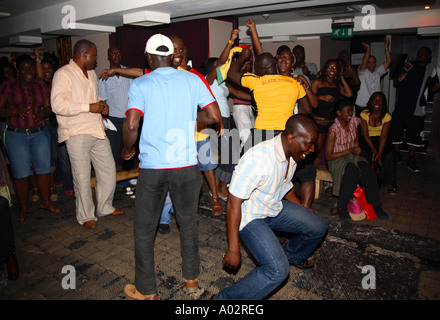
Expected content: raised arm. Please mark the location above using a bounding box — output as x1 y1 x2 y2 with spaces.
383 37 392 71
227 46 252 87
246 18 264 56
98 67 143 80
33 48 43 80
359 42 370 71
339 75 353 97
205 29 240 85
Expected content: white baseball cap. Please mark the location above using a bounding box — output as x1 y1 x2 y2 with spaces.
144 34 173 56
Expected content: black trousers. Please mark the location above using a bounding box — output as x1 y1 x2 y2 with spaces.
360 136 397 188
134 166 202 295
337 161 381 209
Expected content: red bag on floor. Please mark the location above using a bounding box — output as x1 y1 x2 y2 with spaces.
353 186 376 220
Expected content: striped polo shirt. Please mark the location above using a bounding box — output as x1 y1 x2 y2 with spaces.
229 133 297 231
98 65 133 118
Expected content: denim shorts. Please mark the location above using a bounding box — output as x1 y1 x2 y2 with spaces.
4 127 51 179
196 137 217 171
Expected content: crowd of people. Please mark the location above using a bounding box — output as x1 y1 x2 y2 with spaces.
0 19 438 299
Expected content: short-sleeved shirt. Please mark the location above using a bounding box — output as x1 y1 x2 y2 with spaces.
228 133 297 231
127 67 215 169
146 66 215 142
355 64 387 107
329 117 361 153
241 73 306 130
360 110 391 137
0 78 49 129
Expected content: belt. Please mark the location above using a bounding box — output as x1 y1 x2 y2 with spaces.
7 126 45 135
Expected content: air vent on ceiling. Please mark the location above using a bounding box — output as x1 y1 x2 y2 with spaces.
9 35 42 46
294 5 359 17
123 11 170 27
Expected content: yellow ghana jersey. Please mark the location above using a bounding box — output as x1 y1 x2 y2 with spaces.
360 110 392 137
241 73 306 130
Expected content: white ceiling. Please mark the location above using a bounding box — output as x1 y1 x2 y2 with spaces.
0 0 439 50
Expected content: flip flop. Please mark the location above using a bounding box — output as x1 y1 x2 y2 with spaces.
40 204 61 213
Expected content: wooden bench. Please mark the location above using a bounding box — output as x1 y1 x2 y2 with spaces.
314 165 333 199
91 167 140 202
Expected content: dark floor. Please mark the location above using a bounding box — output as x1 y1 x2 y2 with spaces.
1 151 439 302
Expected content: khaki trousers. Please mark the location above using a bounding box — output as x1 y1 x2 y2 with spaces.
65 135 116 225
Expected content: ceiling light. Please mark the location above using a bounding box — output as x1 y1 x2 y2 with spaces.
425 6 431 9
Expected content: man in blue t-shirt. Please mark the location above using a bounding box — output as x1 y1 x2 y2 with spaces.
121 34 221 300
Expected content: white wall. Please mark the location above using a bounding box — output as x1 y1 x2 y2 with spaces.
208 19 233 58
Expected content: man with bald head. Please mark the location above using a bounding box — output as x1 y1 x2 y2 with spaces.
121 34 221 300
213 114 328 300
51 39 123 229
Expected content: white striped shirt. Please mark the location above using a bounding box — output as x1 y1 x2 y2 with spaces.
98 65 133 118
229 133 297 230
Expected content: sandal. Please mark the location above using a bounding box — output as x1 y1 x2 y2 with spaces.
386 185 397 196
50 188 58 202
31 188 40 202
217 192 228 202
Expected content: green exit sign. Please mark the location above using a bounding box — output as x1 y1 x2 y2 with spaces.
332 28 353 39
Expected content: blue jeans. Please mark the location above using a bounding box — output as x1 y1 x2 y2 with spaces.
160 192 174 224
216 200 328 300
197 137 217 171
4 127 51 179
